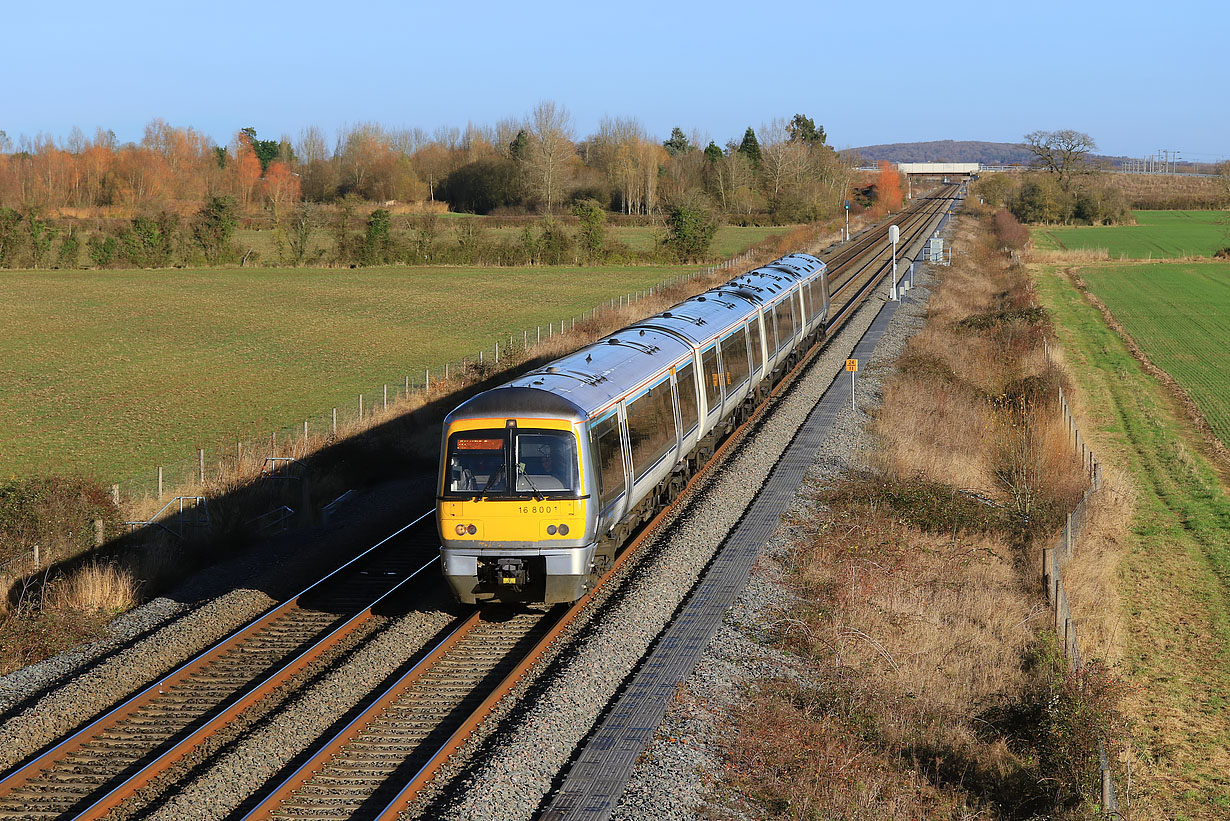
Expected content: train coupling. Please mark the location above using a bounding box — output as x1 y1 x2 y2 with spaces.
496 557 528 588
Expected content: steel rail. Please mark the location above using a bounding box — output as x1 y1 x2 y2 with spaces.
0 511 437 818
242 189 963 821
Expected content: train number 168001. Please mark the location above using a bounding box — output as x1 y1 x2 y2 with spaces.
520 504 558 514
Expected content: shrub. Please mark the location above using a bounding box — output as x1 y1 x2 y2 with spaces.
572 198 606 263
192 195 238 264
662 200 718 263
993 208 1031 250
56 226 80 268
361 208 392 265
0 206 22 267
86 233 118 267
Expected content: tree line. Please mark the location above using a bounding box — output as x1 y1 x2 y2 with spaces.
0 105 857 269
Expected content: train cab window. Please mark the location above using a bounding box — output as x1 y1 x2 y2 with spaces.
592 413 625 509
626 378 677 482
514 431 579 494
721 327 750 390
748 318 763 373
676 360 699 435
446 430 507 495
701 344 722 413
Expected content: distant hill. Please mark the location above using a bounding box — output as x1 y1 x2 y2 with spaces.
845 140 1034 165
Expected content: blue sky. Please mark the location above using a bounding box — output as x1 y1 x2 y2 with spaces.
3 0 1225 161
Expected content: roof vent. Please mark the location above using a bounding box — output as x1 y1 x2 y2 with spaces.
608 338 620 344
697 296 706 302
638 329 645 336
662 312 672 318
547 366 559 373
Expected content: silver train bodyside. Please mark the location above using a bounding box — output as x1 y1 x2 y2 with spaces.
438 253 829 604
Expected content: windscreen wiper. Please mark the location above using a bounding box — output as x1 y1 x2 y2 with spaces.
516 463 544 500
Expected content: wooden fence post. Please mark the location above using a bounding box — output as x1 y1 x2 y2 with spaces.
158 466 164 501
93 519 104 547
1043 548 1054 602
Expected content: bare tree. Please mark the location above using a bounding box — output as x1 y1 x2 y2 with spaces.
1023 129 1097 190
525 100 575 214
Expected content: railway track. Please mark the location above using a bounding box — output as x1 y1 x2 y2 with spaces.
0 187 958 821
0 514 440 820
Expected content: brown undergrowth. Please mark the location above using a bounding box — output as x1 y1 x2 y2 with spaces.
711 208 1129 818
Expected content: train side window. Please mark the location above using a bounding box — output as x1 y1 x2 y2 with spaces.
676 360 699 434
747 318 762 372
762 309 777 353
592 413 625 509
721 328 750 389
701 344 722 412
773 303 792 350
626 378 677 481
802 282 814 323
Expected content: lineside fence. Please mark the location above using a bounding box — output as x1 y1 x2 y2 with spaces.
1045 373 1122 816
111 248 761 511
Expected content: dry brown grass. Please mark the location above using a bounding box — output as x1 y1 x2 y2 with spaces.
47 562 138 614
714 209 1119 818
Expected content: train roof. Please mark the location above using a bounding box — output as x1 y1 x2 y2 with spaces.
490 326 694 420
445 253 827 424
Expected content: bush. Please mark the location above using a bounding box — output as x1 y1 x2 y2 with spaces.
86 233 118 267
0 477 122 577
993 208 1031 250
56 226 80 268
192 196 238 264
662 200 718 263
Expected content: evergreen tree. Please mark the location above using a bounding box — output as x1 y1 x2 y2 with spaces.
737 127 761 167
787 114 825 145
663 126 693 157
703 141 723 164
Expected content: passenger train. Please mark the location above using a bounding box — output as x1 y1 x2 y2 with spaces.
437 253 829 604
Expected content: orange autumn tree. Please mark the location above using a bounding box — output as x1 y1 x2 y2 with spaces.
875 160 902 215
262 160 301 223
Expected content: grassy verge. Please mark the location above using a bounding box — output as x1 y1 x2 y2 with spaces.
708 211 1127 818
1033 264 1230 817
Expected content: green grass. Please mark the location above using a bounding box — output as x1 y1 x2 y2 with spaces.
1034 264 1230 817
1032 210 1230 258
1079 262 1230 445
0 264 693 484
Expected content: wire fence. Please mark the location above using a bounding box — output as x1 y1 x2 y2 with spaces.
1045 379 1121 816
111 248 761 511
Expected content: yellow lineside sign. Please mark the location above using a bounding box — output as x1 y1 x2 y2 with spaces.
846 359 858 372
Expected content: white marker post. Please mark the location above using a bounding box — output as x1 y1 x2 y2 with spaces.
889 224 900 301
846 358 858 410
844 200 850 242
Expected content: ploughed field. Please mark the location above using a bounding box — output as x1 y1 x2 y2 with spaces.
1033 210 1230 258
1079 261 1230 444
0 264 695 483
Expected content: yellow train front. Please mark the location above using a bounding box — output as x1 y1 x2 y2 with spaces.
437 389 598 604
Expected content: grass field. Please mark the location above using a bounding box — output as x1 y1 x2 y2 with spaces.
0 264 696 483
1035 264 1230 817
1032 210 1230 258
1078 261 1230 445
233 223 792 263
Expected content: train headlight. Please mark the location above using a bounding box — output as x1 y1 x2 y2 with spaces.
558 524 569 536
547 525 558 535
455 524 467 536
